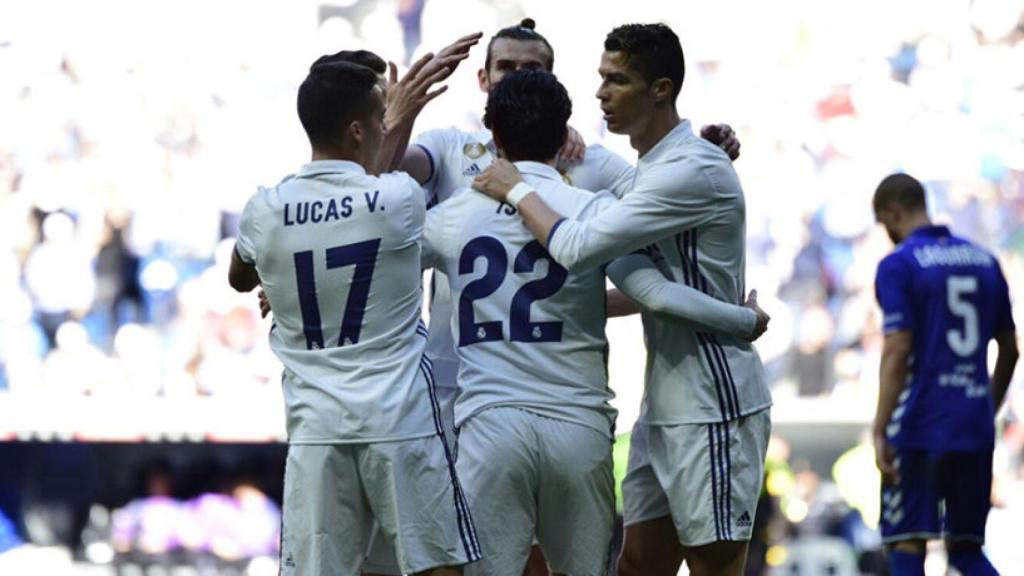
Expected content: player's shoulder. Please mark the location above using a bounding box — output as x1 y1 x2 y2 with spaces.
524 177 609 222
243 177 292 218
416 126 488 153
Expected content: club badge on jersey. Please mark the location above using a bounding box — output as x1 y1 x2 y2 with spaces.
463 143 486 159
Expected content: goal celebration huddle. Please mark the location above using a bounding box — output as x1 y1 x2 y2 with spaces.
227 17 1017 576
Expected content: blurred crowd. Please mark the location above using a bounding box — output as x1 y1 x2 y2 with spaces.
0 0 1023 572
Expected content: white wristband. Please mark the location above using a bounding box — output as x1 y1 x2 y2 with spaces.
506 182 535 207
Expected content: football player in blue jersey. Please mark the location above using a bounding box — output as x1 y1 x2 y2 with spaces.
872 173 1018 576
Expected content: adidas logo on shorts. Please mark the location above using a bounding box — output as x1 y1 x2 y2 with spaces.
462 163 482 176
736 511 752 528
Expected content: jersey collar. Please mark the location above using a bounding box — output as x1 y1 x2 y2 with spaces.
515 161 561 181
908 224 951 241
296 160 367 179
639 119 694 165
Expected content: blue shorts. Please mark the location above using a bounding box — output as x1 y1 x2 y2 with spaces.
880 448 992 544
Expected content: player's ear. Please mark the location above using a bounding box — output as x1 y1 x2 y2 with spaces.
348 119 363 146
477 67 489 93
650 78 673 105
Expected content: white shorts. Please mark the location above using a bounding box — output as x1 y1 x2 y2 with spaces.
280 437 480 576
458 407 614 576
362 385 460 575
622 409 771 547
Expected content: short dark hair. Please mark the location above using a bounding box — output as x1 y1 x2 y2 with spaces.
485 18 554 71
484 69 571 163
604 23 685 100
297 61 380 151
309 49 387 75
873 173 927 213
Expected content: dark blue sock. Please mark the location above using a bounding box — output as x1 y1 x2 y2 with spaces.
889 549 925 576
948 550 999 576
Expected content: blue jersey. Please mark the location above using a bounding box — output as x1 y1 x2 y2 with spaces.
875 225 1015 451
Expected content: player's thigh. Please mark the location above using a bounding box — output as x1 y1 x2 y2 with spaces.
361 435 480 575
621 423 672 528
942 450 993 544
880 448 943 545
682 540 750 576
534 416 614 576
280 444 370 576
457 408 540 576
648 410 771 547
618 515 685 576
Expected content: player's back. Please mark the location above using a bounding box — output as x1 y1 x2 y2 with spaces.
238 160 432 443
878 225 1013 451
422 161 618 437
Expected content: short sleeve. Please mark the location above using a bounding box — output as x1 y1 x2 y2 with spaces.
420 203 445 270
875 254 914 334
384 172 427 246
235 190 264 264
412 128 451 202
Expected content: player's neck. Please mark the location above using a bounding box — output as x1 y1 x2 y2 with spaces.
631 108 681 158
503 154 556 168
902 213 933 239
311 147 365 167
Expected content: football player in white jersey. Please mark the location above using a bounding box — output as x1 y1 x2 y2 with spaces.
474 24 772 576
420 69 767 576
228 56 481 576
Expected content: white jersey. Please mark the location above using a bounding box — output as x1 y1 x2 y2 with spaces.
547 120 773 425
414 127 635 390
420 161 619 437
236 160 435 444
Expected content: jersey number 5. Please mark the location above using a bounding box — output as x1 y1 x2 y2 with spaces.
458 236 568 347
946 275 979 357
293 239 381 350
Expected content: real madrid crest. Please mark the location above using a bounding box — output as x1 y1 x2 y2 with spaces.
463 142 487 159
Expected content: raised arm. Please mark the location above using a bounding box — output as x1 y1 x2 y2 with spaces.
606 252 767 340
378 32 483 175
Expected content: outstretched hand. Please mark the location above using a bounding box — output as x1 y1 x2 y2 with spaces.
472 159 524 202
384 32 482 130
700 123 741 161
742 289 770 341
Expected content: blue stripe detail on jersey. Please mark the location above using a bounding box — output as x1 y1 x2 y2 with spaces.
416 319 429 339
697 333 733 421
547 218 567 248
416 144 438 189
707 425 723 540
676 231 732 421
419 357 481 560
708 336 740 419
684 229 742 420
690 229 740 413
711 335 742 421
